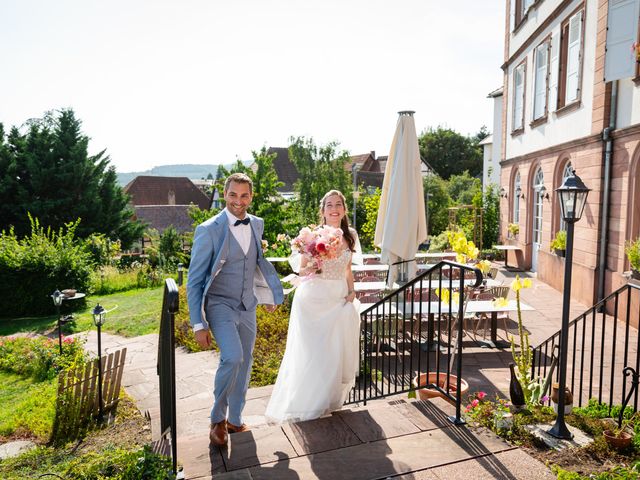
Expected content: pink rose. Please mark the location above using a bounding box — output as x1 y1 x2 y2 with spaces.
471 399 479 407
477 391 486 400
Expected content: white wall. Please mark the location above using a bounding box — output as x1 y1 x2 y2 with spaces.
616 77 640 129
505 0 598 159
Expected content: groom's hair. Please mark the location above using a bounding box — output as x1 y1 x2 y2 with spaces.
224 173 253 193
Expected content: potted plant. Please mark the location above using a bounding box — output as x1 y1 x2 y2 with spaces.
603 413 636 450
625 238 640 280
507 223 519 239
550 382 573 415
493 398 513 431
550 230 567 257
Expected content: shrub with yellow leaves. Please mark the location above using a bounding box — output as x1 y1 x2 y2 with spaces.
446 229 480 264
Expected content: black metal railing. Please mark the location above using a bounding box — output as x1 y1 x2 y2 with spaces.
346 260 482 424
532 283 640 414
157 278 179 474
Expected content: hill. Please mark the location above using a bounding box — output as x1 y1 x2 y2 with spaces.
117 163 251 186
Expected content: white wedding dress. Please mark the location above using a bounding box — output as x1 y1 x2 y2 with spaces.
265 248 361 423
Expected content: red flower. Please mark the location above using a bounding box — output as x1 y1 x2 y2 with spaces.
477 391 486 400
316 242 327 253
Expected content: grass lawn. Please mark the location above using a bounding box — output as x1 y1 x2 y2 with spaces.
0 371 56 442
0 286 164 338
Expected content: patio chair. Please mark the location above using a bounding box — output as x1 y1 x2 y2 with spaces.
488 267 499 280
369 313 406 354
359 275 379 282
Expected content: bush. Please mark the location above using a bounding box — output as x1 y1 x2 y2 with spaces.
90 264 164 295
0 336 87 381
174 285 291 387
0 216 93 317
626 238 640 272
83 233 121 267
0 444 175 480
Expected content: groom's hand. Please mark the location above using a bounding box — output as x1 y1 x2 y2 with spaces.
264 304 277 313
194 329 212 349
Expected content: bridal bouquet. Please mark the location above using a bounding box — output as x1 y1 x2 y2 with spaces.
291 225 343 274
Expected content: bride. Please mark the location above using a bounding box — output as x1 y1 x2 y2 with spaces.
265 190 361 423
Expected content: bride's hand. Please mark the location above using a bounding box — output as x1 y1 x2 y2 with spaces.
345 290 356 303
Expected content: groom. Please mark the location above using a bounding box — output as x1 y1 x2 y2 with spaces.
187 172 284 446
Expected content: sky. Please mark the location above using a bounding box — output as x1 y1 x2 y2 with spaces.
0 1 505 173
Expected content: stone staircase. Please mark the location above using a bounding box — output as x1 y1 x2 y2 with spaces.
175 397 554 480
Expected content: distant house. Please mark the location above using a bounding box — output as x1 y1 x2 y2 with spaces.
124 176 210 233
482 88 503 190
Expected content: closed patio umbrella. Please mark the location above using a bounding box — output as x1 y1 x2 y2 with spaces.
374 111 427 287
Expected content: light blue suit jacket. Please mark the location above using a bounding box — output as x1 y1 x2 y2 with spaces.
186 210 284 329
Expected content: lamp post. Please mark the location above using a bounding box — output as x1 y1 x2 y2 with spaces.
51 290 64 355
92 303 107 422
548 168 590 439
177 263 184 286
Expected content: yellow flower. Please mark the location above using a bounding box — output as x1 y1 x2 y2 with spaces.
511 277 522 292
435 288 451 304
493 297 509 308
466 242 479 260
476 259 491 274
522 278 532 289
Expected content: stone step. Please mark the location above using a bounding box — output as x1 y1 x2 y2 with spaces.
176 398 521 480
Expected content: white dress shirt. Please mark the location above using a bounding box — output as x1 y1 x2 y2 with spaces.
225 208 251 255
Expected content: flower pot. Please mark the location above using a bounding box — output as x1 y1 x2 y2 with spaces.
551 383 573 404
412 372 469 405
631 269 640 280
603 429 633 450
493 412 513 430
554 249 566 258
551 401 573 415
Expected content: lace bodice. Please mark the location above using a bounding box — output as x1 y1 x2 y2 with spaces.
318 249 352 280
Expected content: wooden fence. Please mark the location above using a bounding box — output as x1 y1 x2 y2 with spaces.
51 348 127 444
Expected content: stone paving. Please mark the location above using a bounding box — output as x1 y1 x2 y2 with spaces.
75 265 637 479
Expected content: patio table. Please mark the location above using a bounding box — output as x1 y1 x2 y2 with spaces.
399 299 534 349
492 245 523 270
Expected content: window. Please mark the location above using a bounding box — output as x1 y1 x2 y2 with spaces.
533 40 550 121
558 9 584 109
512 61 526 132
513 171 521 224
513 0 537 29
559 162 572 232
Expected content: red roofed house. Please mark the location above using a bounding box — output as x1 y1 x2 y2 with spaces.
123 176 210 233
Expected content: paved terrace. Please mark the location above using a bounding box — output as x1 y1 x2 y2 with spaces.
79 265 638 479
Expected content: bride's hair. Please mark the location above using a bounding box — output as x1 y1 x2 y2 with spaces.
319 190 356 252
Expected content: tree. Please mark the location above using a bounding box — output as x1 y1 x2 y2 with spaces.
423 174 451 237
288 136 353 223
448 171 482 205
194 147 287 242
0 109 143 248
418 127 483 179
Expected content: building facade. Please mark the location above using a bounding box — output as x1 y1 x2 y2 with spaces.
499 0 640 307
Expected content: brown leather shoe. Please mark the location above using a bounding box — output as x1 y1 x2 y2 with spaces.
209 420 228 446
226 421 250 434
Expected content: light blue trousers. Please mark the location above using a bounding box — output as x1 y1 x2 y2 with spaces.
207 302 257 426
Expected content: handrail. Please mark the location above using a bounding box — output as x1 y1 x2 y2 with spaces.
349 259 482 424
157 279 179 474
531 282 640 414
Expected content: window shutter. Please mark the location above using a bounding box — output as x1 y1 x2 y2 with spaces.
534 43 549 119
510 0 516 30
565 10 583 103
604 0 640 82
548 34 560 112
513 65 525 130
